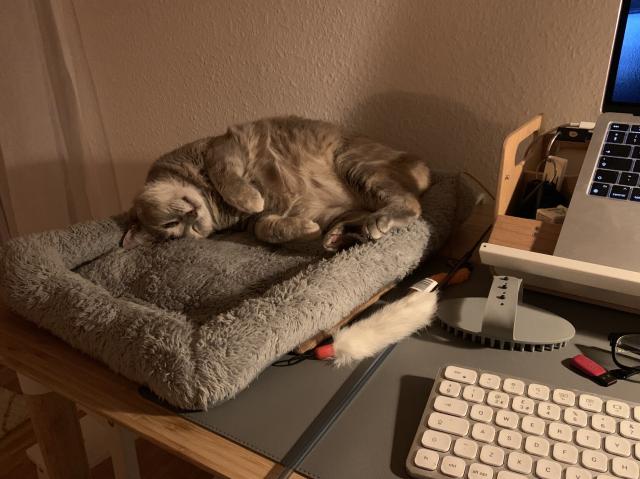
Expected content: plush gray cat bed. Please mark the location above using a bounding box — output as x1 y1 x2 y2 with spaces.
0 173 479 409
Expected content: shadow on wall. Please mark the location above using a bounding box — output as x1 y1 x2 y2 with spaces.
345 91 505 190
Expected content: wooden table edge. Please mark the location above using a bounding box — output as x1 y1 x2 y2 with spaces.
0 304 306 479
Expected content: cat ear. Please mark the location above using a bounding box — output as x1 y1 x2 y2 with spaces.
121 224 152 249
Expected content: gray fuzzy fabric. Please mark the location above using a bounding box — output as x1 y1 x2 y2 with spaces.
0 173 477 409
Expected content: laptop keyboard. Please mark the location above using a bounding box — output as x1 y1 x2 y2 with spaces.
589 122 640 202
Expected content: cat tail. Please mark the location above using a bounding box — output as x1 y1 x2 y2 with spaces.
328 291 438 367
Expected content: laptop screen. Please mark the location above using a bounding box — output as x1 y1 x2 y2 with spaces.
603 0 640 113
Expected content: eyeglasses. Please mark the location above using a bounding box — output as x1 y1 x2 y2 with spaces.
608 333 640 380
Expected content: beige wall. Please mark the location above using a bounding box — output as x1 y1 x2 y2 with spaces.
72 0 620 207
0 0 623 232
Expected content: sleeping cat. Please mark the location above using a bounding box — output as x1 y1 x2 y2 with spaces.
124 116 431 251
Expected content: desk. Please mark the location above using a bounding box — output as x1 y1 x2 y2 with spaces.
2 205 637 479
297 266 640 478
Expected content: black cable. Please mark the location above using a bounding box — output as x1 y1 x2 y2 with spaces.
436 223 493 291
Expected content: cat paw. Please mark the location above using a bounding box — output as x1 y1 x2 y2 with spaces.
364 214 392 240
298 220 322 241
322 221 368 251
232 188 265 214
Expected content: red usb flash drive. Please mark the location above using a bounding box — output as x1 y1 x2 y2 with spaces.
570 354 617 387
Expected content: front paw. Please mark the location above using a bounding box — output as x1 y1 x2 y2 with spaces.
297 220 322 241
226 186 264 214
363 213 392 240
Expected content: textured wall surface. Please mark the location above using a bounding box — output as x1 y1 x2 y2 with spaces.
71 0 621 207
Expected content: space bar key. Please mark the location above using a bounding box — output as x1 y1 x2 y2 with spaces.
427 412 470 436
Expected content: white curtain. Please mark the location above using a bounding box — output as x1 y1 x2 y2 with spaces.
0 0 121 238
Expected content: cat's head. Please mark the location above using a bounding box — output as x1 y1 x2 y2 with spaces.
122 178 214 249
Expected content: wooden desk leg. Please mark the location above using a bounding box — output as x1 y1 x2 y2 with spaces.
18 375 90 479
104 418 141 479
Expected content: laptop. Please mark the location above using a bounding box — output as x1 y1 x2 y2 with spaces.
554 0 640 272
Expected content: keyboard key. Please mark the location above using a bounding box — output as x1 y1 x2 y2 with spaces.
496 410 519 429
463 385 485 403
610 184 631 200
440 455 466 478
619 172 639 186
635 406 640 421
620 420 640 440
610 123 630 131
606 399 631 419
604 435 632 457
438 455 465 477
631 188 640 201
524 436 550 456
548 423 573 443
421 429 452 452
497 429 522 450
521 416 545 436
576 429 602 449
598 156 633 170
479 373 500 390
439 380 462 398
553 389 576 406
470 404 493 423
565 466 593 479
528 383 550 401
636 443 640 460
444 366 477 384
592 413 616 434
612 457 639 479
502 378 525 395
580 394 603 412
581 450 608 473
634 147 640 160
593 169 619 183
427 412 470 437
414 447 439 470
553 442 579 464
536 458 562 479
471 423 495 443
507 451 532 474
608 131 626 143
453 438 478 459
538 402 561 420
468 463 494 479
434 396 469 417
564 407 588 427
589 182 611 196
480 445 504 466
487 391 509 409
511 396 534 415
602 143 632 157
626 132 640 145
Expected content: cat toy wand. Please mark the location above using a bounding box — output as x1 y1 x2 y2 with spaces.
314 223 494 361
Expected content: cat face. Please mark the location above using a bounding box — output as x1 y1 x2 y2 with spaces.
123 179 214 249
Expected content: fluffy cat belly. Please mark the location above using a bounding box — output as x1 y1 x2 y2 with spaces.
295 185 361 230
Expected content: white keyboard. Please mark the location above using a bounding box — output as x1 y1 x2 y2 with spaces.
406 365 640 479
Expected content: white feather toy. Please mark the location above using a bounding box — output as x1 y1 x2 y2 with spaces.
328 290 439 366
